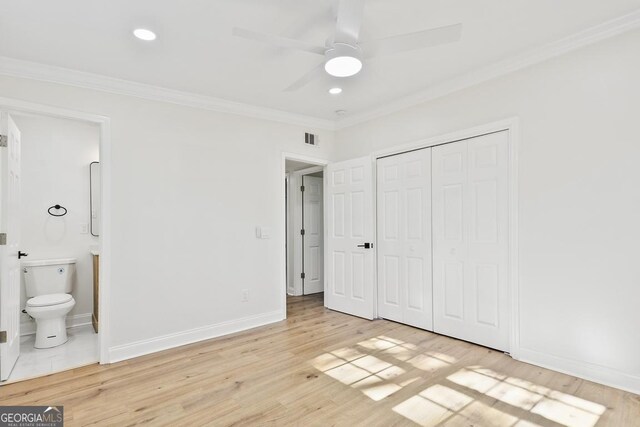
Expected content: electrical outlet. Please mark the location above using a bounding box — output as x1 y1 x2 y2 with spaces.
241 289 249 302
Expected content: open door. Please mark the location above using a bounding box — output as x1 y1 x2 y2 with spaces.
0 112 21 381
325 156 375 319
302 175 324 294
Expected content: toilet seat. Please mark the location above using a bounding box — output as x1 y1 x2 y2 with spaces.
25 294 76 349
27 293 73 307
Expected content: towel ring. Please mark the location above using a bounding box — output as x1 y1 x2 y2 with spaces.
48 205 67 217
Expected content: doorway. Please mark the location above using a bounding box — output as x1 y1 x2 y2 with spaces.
0 100 110 383
285 159 325 298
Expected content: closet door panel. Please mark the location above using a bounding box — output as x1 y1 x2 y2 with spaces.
377 149 433 330
433 142 469 336
432 131 509 351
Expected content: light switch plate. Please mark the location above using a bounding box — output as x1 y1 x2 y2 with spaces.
255 226 271 239
260 227 271 239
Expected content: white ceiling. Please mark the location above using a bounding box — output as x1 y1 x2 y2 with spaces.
0 1 638 121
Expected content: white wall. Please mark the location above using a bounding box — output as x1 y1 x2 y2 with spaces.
334 29 640 393
0 75 334 360
14 114 99 333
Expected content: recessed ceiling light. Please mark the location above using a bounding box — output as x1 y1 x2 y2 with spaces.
329 87 343 95
133 28 156 41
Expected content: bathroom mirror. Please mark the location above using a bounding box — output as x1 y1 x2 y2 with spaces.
90 161 100 236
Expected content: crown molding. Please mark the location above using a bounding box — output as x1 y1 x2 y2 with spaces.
335 8 640 129
0 56 335 130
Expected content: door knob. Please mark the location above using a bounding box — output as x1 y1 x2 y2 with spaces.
18 251 28 259
357 243 373 249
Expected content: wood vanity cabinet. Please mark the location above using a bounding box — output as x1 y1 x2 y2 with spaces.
92 254 99 333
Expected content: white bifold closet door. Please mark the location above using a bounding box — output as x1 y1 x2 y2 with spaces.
432 131 509 351
377 149 433 330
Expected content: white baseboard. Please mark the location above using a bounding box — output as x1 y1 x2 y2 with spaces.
20 313 92 336
516 346 640 396
108 310 284 363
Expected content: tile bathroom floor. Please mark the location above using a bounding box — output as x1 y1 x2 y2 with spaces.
8 325 98 383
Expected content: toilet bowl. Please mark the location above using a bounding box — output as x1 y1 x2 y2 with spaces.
22 258 77 349
26 293 76 348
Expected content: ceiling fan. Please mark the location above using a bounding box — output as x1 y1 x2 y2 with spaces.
232 0 462 91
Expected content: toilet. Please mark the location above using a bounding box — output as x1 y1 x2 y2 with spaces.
23 258 77 349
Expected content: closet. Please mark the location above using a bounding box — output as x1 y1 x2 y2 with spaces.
376 131 510 351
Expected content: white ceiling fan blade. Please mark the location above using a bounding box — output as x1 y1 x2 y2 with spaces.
335 0 366 45
284 63 325 92
360 23 462 58
233 27 325 56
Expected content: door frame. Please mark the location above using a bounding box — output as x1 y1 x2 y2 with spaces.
0 97 112 365
371 117 520 358
289 165 324 296
281 153 328 317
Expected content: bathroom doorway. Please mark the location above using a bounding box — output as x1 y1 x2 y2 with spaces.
284 156 327 312
0 102 110 383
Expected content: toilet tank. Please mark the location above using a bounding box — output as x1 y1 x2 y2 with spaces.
22 258 77 297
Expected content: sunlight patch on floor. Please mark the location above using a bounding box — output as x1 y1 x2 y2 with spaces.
311 336 606 427
393 395 453 426
393 382 535 427
445 366 606 427
310 336 431 402
420 384 474 411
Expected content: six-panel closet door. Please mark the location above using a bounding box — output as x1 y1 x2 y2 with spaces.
377 149 433 330
432 131 510 351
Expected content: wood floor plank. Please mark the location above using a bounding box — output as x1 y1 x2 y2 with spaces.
1 293 638 426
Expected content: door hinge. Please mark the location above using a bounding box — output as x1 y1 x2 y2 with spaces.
0 330 6 344
0 233 6 245
0 135 7 147
301 272 306 279
300 229 305 236
300 185 305 192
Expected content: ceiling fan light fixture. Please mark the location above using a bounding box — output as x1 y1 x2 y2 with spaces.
324 43 363 77
325 56 362 77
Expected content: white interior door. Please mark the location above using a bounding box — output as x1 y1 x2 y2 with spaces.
302 175 324 295
325 156 375 319
432 131 510 351
0 113 22 381
377 149 433 330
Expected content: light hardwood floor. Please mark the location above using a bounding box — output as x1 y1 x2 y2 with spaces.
1 294 638 426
